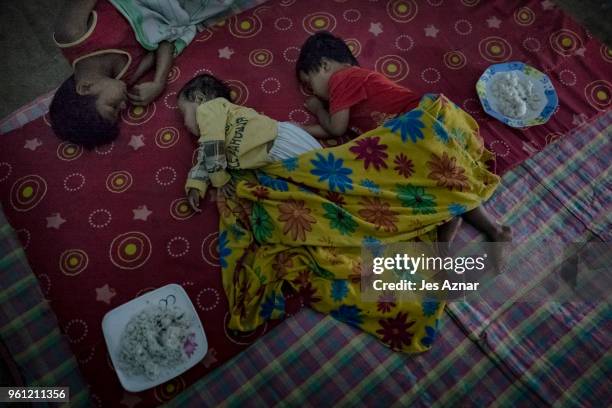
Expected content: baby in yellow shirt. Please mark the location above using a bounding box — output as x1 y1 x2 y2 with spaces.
178 74 322 212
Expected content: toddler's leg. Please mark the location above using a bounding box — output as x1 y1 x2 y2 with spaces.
462 206 512 272
462 207 512 242
436 217 462 257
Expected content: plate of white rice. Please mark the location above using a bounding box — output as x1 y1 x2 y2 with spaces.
476 61 558 128
102 284 207 392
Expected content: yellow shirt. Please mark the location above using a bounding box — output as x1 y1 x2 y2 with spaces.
185 98 278 197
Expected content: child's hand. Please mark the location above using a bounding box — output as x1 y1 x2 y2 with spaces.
219 179 236 199
128 81 165 106
187 188 202 213
304 96 324 115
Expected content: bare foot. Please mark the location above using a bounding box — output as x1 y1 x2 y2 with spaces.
438 217 463 242
436 217 463 257
490 225 512 273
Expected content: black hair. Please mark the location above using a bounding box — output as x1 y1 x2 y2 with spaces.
49 76 119 149
178 74 232 102
296 31 359 78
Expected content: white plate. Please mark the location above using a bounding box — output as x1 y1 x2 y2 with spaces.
102 284 207 392
476 61 558 128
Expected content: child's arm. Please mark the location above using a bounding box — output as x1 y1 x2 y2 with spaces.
303 124 332 140
128 41 175 105
198 99 231 189
185 144 210 212
128 53 155 84
305 96 349 138
55 0 98 43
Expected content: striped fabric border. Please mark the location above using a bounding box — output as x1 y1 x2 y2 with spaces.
164 112 611 406
164 308 543 407
0 92 54 135
442 112 612 407
0 205 91 407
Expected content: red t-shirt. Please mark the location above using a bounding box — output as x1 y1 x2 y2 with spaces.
329 66 421 134
53 0 148 84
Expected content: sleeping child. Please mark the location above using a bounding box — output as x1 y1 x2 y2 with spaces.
50 0 174 148
178 74 322 212
296 31 511 248
296 31 421 139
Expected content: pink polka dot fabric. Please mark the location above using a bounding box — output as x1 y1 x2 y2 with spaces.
0 0 609 405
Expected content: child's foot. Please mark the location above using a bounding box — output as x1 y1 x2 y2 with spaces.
491 224 512 242
490 224 512 273
438 217 463 242
436 217 463 258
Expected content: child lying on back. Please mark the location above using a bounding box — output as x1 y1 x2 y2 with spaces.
178 74 322 212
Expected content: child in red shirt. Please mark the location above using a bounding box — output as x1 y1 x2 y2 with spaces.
296 32 420 139
50 0 174 148
326 66 422 135
296 32 511 257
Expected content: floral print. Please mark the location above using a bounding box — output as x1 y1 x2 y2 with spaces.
331 305 364 327
363 236 384 257
258 173 289 191
251 202 274 243
310 152 353 193
260 292 285 320
448 203 467 216
422 299 440 317
426 152 470 191
393 153 415 178
377 292 397 313
349 136 388 171
252 185 270 200
359 179 381 194
218 230 231 268
282 157 299 171
384 110 425 143
421 320 439 348
219 94 500 353
325 191 347 207
358 197 399 233
277 199 316 242
376 312 416 350
331 280 349 302
322 203 358 235
299 282 322 305
396 184 437 215
273 252 294 280
433 116 449 143
450 127 468 148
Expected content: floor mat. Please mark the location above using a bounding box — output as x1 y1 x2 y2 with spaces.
443 111 611 407
0 0 609 405
165 308 545 407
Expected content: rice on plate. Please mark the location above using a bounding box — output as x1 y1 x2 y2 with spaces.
489 71 541 118
117 305 194 380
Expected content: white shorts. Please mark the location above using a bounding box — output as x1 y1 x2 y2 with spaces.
268 122 322 162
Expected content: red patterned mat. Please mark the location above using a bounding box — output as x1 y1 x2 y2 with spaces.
0 0 609 406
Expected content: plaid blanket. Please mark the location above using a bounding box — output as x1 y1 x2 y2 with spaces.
0 205 91 407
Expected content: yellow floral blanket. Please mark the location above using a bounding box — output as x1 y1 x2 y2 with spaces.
216 94 499 353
